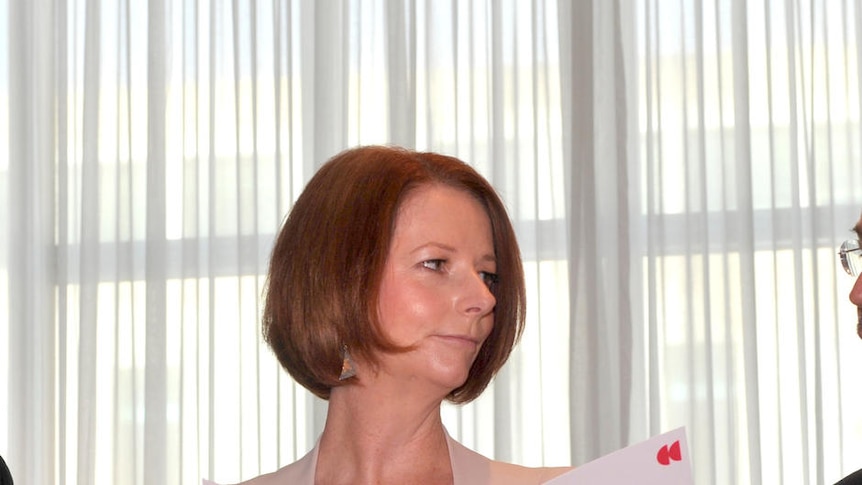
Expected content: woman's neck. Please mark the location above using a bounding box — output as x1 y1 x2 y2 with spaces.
314 383 454 485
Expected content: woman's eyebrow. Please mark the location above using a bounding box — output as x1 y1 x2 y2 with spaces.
479 253 497 264
410 242 455 254
409 243 496 263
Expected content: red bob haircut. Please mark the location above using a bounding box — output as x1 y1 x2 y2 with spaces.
262 145 525 403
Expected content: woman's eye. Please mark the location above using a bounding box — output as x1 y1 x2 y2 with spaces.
480 271 499 288
421 259 446 271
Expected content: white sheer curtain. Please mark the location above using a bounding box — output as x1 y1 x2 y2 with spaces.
632 1 862 483
2 1 861 485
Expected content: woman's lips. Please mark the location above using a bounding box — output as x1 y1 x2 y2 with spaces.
433 334 480 348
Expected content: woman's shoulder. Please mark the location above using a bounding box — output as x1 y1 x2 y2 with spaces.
205 433 573 485
446 434 572 485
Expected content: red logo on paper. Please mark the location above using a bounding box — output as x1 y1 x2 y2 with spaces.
656 440 682 466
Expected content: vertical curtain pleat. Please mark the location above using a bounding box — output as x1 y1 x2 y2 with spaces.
144 0 168 484
564 0 601 464
692 1 718 481
714 2 736 482
77 0 100 482
530 0 543 461
385 0 416 148
488 0 514 462
178 2 197 483
249 1 262 475
730 2 762 484
115 0 141 482
786 1 811 476
7 0 58 483
763 1 783 480
270 0 285 466
312 0 348 165
641 0 661 441
611 0 632 451
56 0 70 482
229 0 244 475
206 0 218 479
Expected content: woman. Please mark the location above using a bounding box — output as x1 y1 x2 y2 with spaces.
237 146 571 484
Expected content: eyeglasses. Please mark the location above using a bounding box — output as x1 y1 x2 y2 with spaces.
838 239 862 276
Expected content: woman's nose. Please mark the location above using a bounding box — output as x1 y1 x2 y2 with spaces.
459 273 497 315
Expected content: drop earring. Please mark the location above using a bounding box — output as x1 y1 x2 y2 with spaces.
339 344 357 380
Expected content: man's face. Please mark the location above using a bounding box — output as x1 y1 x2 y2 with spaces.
849 211 862 338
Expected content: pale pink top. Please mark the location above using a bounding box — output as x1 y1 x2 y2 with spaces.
204 431 572 485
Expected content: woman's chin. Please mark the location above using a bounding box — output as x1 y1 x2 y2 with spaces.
376 349 476 395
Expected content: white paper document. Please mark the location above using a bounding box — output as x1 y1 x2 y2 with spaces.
544 427 693 484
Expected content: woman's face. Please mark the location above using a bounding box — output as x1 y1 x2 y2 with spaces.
376 183 497 393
